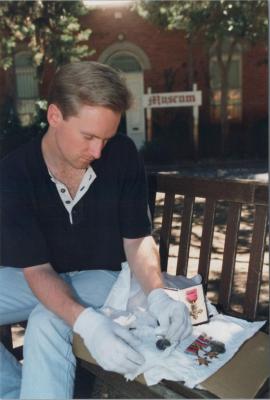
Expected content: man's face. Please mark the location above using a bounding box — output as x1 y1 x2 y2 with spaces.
48 104 121 169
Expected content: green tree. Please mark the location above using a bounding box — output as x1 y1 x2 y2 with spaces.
136 0 268 156
0 1 93 143
0 1 93 76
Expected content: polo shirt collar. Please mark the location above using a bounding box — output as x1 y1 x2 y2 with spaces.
48 166 96 224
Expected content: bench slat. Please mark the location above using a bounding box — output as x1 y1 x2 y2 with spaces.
148 174 158 221
218 202 242 312
160 192 175 271
176 196 195 276
254 184 268 205
244 205 268 320
198 198 216 286
157 175 258 203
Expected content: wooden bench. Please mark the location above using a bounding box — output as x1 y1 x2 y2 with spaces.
1 174 269 398
73 174 269 398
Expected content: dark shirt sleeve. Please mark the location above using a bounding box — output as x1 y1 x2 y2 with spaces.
0 162 50 268
119 139 152 239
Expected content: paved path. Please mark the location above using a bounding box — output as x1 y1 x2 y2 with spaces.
147 162 268 182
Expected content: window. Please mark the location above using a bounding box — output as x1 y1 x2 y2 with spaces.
107 53 141 72
15 52 39 126
210 55 242 122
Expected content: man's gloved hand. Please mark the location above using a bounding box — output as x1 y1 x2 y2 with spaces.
73 308 144 374
147 288 192 342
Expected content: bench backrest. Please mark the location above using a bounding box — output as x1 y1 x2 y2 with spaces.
148 174 269 321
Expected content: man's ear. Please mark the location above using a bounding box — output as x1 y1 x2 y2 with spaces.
47 104 63 127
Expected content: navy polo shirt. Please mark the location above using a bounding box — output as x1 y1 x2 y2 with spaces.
0 133 151 272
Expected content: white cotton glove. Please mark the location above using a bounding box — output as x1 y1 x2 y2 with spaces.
147 288 192 342
73 308 144 374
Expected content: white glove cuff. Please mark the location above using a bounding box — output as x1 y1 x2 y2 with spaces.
147 287 166 306
73 307 102 338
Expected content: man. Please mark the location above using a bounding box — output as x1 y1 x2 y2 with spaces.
0 61 191 399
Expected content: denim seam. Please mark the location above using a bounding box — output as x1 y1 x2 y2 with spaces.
64 329 75 399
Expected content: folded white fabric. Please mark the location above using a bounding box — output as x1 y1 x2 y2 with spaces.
140 314 265 387
101 263 265 388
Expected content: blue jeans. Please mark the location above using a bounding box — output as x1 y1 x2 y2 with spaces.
0 267 119 399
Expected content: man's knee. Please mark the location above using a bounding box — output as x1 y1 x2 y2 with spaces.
0 267 37 325
25 305 72 345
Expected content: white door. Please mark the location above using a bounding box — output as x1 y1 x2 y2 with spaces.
125 72 145 149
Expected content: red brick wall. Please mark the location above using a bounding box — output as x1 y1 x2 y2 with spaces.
79 6 214 140
242 44 268 124
81 6 267 128
83 9 209 89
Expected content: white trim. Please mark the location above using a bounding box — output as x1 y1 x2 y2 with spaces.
143 90 202 108
98 41 151 70
48 166 97 224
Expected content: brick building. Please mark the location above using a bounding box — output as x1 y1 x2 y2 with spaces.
0 1 268 159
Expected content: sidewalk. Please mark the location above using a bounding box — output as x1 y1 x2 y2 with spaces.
146 160 268 182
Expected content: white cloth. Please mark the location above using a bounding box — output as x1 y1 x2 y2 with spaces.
101 262 265 388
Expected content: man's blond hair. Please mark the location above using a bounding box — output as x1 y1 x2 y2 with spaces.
48 61 132 118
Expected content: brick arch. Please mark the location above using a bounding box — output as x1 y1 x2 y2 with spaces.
98 41 151 70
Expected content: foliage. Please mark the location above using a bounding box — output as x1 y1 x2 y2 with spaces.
0 96 22 137
0 1 94 153
0 95 49 158
0 1 94 73
1 97 48 136
136 1 268 46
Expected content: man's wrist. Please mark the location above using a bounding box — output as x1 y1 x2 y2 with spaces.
73 307 106 339
70 303 86 327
